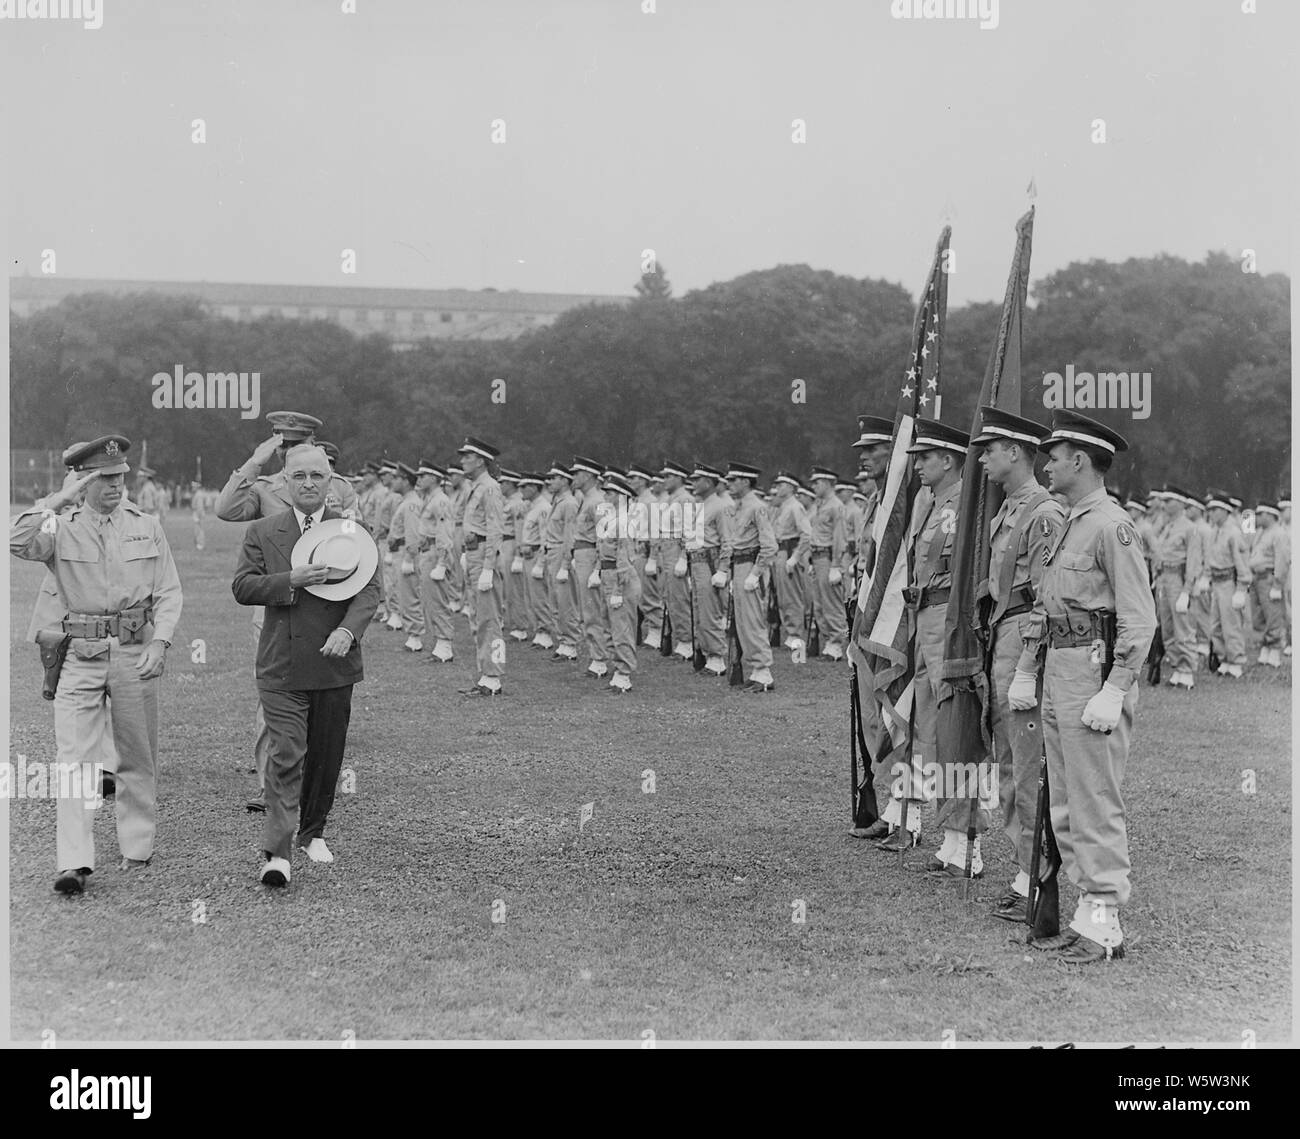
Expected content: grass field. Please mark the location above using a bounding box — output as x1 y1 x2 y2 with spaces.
7 513 1292 1042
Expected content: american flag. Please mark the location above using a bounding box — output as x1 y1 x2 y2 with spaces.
848 227 950 783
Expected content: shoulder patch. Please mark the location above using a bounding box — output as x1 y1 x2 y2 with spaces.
1116 522 1134 547
1039 516 1053 538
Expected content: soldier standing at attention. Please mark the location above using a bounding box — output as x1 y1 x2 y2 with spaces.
598 474 643 693
1202 488 1252 679
971 408 1065 912
1149 486 1202 689
447 462 471 619
457 437 507 697
725 462 779 692
1248 502 1289 668
807 467 849 662
543 465 582 662
216 412 357 811
684 463 734 677
1033 410 1156 963
1185 495 1214 666
387 463 425 652
134 466 163 518
499 471 529 644
518 473 553 649
769 472 811 663
566 456 614 678
658 460 695 662
415 461 457 664
11 435 183 894
626 464 664 650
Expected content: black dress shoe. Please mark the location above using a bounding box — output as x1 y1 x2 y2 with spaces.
245 792 267 813
875 829 919 853
741 680 775 693
54 868 91 895
1028 930 1078 952
462 684 503 697
849 819 891 840
100 773 116 800
1057 935 1125 964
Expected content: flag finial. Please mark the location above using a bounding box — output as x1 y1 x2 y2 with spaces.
1026 177 1038 202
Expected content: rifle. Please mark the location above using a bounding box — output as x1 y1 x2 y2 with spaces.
38 632 72 701
1145 621 1164 686
768 577 783 647
727 585 744 686
690 567 705 671
1026 745 1061 939
659 600 673 657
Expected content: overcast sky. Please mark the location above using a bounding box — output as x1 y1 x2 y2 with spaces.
4 0 1295 304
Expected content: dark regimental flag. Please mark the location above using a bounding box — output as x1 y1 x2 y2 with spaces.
849 226 951 793
936 207 1035 834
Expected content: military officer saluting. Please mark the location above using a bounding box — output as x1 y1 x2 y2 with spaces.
1034 410 1156 963
11 435 183 894
971 407 1065 915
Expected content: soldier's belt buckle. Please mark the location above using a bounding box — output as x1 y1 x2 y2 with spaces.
902 586 920 606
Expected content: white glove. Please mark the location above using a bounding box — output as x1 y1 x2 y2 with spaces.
1231 589 1247 611
1007 668 1038 711
828 567 843 585
1192 575 1209 598
1270 586 1284 601
711 570 728 589
530 562 545 580
477 569 494 592
674 556 688 577
586 569 601 589
431 564 447 581
1081 682 1126 733
510 556 524 574
785 560 795 576
400 558 414 575
609 594 624 609
1175 591 1189 614
459 552 468 572
645 557 658 576
556 567 569 583
743 573 760 592
383 552 393 566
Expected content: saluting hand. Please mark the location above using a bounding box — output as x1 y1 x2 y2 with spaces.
250 433 285 467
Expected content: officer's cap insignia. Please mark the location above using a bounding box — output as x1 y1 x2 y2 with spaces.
104 440 120 456
1116 522 1134 547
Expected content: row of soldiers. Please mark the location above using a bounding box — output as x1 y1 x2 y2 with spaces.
1125 487 1291 681
341 443 891 695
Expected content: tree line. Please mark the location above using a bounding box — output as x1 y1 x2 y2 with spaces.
9 251 1290 501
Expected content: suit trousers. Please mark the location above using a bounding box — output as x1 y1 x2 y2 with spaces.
772 550 806 642
417 552 456 642
259 685 353 859
572 548 612 664
54 640 158 871
546 550 582 649
525 552 554 636
1208 578 1246 664
251 612 273 789
989 617 1042 876
1155 570 1196 671
1041 645 1134 910
810 557 848 649
466 547 505 679
689 560 727 656
732 560 774 673
602 569 642 674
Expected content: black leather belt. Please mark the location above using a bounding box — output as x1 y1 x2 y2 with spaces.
778 537 799 555
1047 613 1101 648
997 586 1035 622
903 585 949 608
1155 562 1186 575
63 605 154 644
810 546 832 559
1209 569 1235 582
388 538 405 550
574 539 596 550
600 558 617 570
733 546 759 563
687 548 717 565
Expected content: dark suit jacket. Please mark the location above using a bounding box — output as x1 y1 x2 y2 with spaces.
232 507 381 692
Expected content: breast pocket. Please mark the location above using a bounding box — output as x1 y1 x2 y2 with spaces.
1055 550 1095 604
122 539 160 584
61 536 101 563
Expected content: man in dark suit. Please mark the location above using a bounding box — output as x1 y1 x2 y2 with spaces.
232 444 381 887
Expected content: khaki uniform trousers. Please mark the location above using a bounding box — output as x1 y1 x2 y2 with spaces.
1155 569 1196 672
810 556 847 649
602 569 642 675
772 549 806 643
395 558 425 637
526 551 554 637
988 617 1042 876
572 547 612 664
546 549 582 649
1208 577 1246 665
689 558 726 656
418 551 457 643
465 548 504 679
661 538 692 647
731 559 773 674
54 639 158 871
1042 644 1134 912
633 545 664 639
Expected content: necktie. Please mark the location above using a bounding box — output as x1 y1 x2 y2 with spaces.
302 514 313 534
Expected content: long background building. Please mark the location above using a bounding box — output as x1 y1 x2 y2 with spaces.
9 276 631 347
